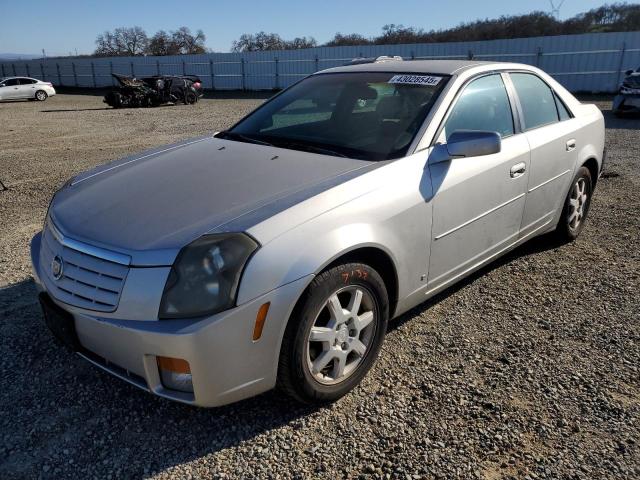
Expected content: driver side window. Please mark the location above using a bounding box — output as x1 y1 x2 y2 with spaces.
443 74 514 140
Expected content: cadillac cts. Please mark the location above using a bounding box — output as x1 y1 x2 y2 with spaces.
31 59 605 407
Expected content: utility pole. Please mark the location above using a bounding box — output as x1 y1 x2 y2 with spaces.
549 0 565 19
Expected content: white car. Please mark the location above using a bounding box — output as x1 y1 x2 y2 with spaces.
0 76 56 101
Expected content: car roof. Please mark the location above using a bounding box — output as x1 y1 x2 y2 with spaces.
1 76 38 80
317 59 496 76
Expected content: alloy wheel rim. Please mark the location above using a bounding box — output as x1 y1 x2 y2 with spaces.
306 286 377 385
37 92 45 100
568 178 588 230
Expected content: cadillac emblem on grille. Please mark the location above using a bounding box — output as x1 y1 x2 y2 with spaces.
51 255 64 280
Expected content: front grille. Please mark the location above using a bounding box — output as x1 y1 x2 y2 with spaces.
40 222 129 312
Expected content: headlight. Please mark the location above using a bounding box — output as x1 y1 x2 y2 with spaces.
159 233 258 319
44 175 75 228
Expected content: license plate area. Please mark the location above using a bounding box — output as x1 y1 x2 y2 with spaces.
39 293 80 351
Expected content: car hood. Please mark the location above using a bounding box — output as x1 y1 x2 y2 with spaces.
50 135 375 265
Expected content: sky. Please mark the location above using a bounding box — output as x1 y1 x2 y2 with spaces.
0 0 614 56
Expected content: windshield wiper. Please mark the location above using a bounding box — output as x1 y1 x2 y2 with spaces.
217 131 274 147
271 140 348 158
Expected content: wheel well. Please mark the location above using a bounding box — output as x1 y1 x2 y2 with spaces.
324 247 399 317
583 157 599 188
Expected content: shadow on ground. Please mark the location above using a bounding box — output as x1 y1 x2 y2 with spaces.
40 108 113 113
0 231 564 478
388 231 566 332
0 280 317 478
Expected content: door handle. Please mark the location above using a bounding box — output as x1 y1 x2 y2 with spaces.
510 162 526 178
566 139 576 152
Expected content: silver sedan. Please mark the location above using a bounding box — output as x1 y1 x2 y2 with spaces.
31 59 605 407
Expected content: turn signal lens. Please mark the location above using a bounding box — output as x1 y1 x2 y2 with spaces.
157 356 193 393
253 302 270 341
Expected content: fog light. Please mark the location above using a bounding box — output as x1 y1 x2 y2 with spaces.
157 356 193 393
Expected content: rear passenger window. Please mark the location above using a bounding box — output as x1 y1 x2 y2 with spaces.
554 93 572 121
510 73 559 130
444 74 514 139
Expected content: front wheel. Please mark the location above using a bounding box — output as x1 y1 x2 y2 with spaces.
278 262 389 404
555 166 593 242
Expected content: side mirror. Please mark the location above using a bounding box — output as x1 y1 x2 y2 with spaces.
429 130 501 165
625 69 634 76
447 130 501 157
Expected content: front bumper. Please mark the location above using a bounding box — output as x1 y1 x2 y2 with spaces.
31 232 311 407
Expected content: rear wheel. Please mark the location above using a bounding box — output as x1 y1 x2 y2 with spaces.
278 262 388 404
184 90 197 105
35 90 48 101
555 166 593 241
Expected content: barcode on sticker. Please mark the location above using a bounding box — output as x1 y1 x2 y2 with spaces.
389 75 442 86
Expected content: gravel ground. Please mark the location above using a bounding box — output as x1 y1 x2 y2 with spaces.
0 93 638 479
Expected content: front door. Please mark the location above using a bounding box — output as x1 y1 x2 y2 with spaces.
427 73 530 292
1 78 21 99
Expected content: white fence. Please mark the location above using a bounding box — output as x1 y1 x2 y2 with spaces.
3 31 640 93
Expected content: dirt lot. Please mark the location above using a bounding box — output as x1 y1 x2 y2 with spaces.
0 93 638 479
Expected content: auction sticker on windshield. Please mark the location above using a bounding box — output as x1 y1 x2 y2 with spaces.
389 75 442 86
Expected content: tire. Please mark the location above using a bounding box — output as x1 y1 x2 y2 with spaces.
184 90 197 105
278 262 389 404
555 166 593 242
35 90 48 101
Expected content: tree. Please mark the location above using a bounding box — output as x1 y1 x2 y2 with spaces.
287 36 318 49
376 24 424 44
231 32 316 51
318 4 640 47
94 26 148 56
564 2 640 33
95 26 206 57
231 32 287 52
146 28 206 56
325 33 371 47
171 27 207 54
147 30 178 56
95 31 119 56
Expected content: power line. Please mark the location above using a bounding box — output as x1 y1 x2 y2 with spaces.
549 0 565 19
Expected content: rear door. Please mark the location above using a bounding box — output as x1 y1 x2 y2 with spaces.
18 78 37 98
427 73 530 291
508 72 579 236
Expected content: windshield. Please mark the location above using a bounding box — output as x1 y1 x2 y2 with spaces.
222 72 449 160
